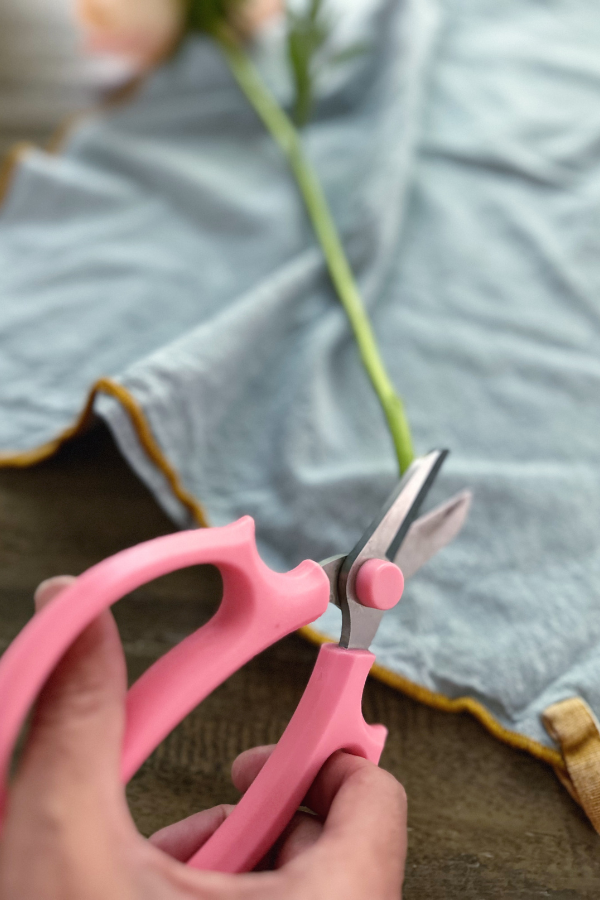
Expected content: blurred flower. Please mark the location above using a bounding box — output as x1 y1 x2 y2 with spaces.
76 0 186 68
76 0 282 71
232 0 282 39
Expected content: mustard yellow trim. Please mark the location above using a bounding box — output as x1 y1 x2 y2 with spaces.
0 388 95 469
543 697 600 829
0 72 144 206
43 76 145 155
1 114 98 206
299 624 567 773
0 141 36 205
94 378 209 527
0 378 209 528
44 112 87 155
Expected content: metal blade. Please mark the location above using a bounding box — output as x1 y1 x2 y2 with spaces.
320 554 345 607
337 449 448 649
342 450 448 576
393 489 472 580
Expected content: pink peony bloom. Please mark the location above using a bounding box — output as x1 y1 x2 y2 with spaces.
76 0 186 68
233 0 283 38
76 0 283 71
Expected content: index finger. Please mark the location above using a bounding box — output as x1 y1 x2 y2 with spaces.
232 745 405 830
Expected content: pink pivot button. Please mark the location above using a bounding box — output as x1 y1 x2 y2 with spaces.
355 559 404 610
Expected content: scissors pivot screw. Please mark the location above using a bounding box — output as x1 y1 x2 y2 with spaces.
355 559 404 611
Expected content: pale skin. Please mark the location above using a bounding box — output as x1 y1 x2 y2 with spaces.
0 577 407 900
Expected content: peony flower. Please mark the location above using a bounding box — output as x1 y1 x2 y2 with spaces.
76 0 186 69
232 0 283 39
76 0 283 71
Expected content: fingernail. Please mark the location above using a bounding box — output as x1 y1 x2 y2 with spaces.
34 575 76 612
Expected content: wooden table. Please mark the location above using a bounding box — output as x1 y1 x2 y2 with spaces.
0 425 598 898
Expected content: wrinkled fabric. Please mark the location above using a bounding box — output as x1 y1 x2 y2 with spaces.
1 0 599 751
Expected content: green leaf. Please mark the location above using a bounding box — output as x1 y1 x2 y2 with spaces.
286 0 331 127
329 41 370 66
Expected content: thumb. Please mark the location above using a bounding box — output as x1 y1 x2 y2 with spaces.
8 575 129 831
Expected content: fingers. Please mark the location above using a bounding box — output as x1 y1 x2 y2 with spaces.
149 748 274 867
231 745 405 838
149 748 319 871
230 743 406 895
303 750 377 819
231 744 274 793
290 752 408 896
322 753 406 845
0 577 133 895
273 811 323 867
149 746 277 864
149 804 234 862
34 575 79 610
231 746 325 867
9 575 130 826
25 578 127 782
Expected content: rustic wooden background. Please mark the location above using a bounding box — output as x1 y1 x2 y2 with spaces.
0 2 599 895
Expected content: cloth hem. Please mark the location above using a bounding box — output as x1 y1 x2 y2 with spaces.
0 377 209 528
299 624 566 772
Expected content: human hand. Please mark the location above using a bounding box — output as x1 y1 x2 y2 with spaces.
0 576 407 899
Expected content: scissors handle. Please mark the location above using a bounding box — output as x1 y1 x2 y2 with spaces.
190 642 386 873
0 517 329 824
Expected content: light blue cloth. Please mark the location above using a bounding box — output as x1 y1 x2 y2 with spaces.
1 0 599 752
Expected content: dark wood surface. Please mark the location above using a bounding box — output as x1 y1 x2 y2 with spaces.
0 424 598 898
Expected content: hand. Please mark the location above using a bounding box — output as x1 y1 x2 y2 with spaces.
0 577 407 899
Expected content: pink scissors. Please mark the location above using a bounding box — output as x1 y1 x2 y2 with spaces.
0 449 470 872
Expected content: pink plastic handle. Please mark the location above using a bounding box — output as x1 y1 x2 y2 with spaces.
190 642 387 873
0 517 329 825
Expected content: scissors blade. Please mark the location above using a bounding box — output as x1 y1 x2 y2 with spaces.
334 449 447 640
346 449 449 570
320 554 345 607
324 449 470 650
393 489 472 580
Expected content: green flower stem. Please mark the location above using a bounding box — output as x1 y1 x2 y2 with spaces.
215 28 414 473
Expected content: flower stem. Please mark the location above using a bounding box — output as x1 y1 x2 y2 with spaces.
215 28 414 473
